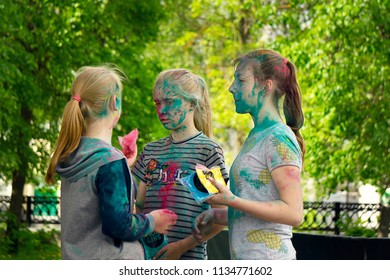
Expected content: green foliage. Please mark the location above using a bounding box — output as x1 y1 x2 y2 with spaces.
298 209 324 229
274 0 389 197
1 0 388 231
0 0 167 201
0 212 60 259
151 0 389 198
336 217 377 238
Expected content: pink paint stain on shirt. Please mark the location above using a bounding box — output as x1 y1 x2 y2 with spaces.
158 162 180 209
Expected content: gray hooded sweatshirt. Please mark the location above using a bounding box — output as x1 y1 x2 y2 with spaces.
56 137 154 259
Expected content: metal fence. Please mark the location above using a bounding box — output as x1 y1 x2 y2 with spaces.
0 195 60 225
297 202 383 235
0 196 387 235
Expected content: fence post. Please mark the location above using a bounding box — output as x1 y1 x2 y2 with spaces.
334 202 340 235
378 206 390 237
26 196 32 227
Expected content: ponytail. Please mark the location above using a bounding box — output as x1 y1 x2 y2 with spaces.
45 98 84 184
45 65 124 185
283 61 306 158
194 76 212 137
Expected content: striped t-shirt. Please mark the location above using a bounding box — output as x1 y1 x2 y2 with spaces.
132 132 229 260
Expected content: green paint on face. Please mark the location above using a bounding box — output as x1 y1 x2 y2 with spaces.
250 83 258 98
255 86 265 109
155 80 191 131
231 62 268 115
230 72 249 114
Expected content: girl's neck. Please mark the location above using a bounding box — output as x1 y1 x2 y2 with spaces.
170 125 199 142
84 118 113 145
252 102 282 131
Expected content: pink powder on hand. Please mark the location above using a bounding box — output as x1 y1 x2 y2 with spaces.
118 128 138 158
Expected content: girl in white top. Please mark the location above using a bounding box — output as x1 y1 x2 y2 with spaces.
192 49 305 260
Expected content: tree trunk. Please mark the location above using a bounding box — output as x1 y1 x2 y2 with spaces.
6 104 31 254
9 170 26 223
378 206 390 237
8 105 32 223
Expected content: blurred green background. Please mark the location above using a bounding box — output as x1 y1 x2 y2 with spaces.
0 0 388 258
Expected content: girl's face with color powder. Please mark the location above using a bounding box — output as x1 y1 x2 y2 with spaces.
229 62 265 115
153 81 193 131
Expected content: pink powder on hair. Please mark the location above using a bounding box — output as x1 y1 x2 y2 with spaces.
274 64 289 79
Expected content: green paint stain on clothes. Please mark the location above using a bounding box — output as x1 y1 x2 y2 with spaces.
239 168 263 190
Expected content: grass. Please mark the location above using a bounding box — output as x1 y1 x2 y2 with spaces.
0 212 61 260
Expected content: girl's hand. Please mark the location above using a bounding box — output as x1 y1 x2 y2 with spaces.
153 242 183 260
192 209 215 242
149 209 178 234
118 128 138 166
125 144 137 167
206 177 236 206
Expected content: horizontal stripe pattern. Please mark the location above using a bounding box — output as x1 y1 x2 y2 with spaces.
132 132 228 260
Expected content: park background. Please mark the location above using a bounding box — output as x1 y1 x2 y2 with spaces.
0 0 389 259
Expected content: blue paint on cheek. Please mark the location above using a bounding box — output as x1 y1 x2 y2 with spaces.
234 90 245 111
161 106 168 114
169 99 187 128
251 84 257 98
176 111 187 126
116 97 121 110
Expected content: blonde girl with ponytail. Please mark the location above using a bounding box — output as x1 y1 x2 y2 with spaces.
45 65 177 259
132 69 229 260
193 49 305 260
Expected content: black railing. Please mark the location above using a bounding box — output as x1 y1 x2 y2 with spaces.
297 202 383 235
0 196 387 235
0 195 60 226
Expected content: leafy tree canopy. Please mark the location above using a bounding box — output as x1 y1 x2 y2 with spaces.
0 0 167 220
149 0 389 198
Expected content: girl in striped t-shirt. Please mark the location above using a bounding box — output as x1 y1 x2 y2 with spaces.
132 69 229 260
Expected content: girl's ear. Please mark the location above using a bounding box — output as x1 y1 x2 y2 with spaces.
110 95 120 111
189 101 196 112
263 80 273 93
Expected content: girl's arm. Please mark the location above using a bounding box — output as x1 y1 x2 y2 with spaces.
191 206 228 243
97 159 154 241
154 204 228 260
180 203 227 246
135 180 147 213
207 165 303 227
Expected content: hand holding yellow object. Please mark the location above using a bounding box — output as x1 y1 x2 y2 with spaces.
195 164 227 194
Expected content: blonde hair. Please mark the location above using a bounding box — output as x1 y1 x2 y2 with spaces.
153 69 212 137
45 65 125 184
